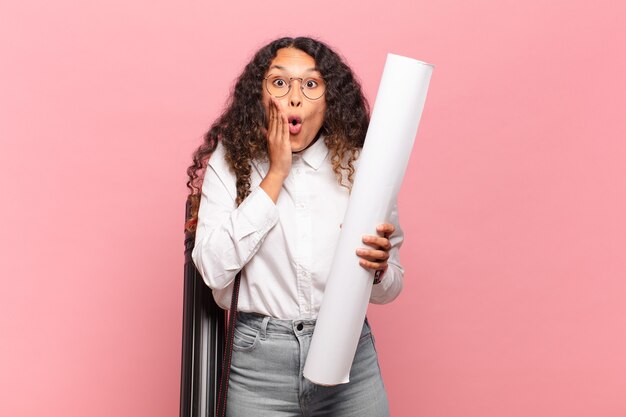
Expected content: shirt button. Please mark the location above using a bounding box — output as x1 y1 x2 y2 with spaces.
297 323 304 331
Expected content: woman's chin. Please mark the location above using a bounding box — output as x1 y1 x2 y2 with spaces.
290 131 321 153
289 138 308 153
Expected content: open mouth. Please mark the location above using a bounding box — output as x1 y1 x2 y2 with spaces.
288 116 302 126
288 116 302 134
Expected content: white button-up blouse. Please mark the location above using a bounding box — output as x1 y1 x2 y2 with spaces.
192 135 404 319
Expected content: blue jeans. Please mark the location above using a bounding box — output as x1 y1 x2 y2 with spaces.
226 312 390 417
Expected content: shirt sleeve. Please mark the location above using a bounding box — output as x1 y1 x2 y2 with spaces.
369 201 405 304
191 147 279 290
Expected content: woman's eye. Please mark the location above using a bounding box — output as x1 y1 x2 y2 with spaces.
305 80 319 89
273 79 287 88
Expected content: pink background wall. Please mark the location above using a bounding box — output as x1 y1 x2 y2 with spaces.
1 0 625 416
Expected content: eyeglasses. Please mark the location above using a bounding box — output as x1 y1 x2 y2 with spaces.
264 74 326 100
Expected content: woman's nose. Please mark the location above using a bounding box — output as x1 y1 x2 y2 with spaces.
288 83 303 107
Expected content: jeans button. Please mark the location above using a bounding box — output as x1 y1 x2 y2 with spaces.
297 323 304 331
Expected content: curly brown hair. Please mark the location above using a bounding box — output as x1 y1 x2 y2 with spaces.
185 36 370 233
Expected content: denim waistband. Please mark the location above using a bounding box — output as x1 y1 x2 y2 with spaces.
236 311 369 337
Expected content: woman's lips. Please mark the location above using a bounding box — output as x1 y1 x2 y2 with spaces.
289 122 302 135
288 116 302 135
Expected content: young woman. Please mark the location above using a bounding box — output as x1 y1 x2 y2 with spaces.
186 36 404 416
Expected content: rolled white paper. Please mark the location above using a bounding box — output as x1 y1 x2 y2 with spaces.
303 53 434 385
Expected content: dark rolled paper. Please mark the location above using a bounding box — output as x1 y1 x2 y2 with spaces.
180 197 225 417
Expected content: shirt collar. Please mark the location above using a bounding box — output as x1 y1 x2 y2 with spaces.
297 133 329 171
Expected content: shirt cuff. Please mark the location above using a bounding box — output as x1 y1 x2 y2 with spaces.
371 270 392 293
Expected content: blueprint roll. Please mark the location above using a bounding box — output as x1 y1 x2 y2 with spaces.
303 53 434 385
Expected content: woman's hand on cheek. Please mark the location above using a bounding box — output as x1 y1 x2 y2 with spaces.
356 223 395 276
266 96 292 180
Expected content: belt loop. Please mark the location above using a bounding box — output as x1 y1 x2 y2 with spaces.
260 316 270 339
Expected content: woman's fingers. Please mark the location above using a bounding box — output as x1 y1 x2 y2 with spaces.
264 97 292 179
361 234 392 251
358 258 387 271
269 97 278 141
376 223 395 238
273 96 288 145
359 222 395 251
356 248 389 262
277 100 285 141
268 97 288 145
356 246 389 271
280 110 289 144
356 222 395 271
